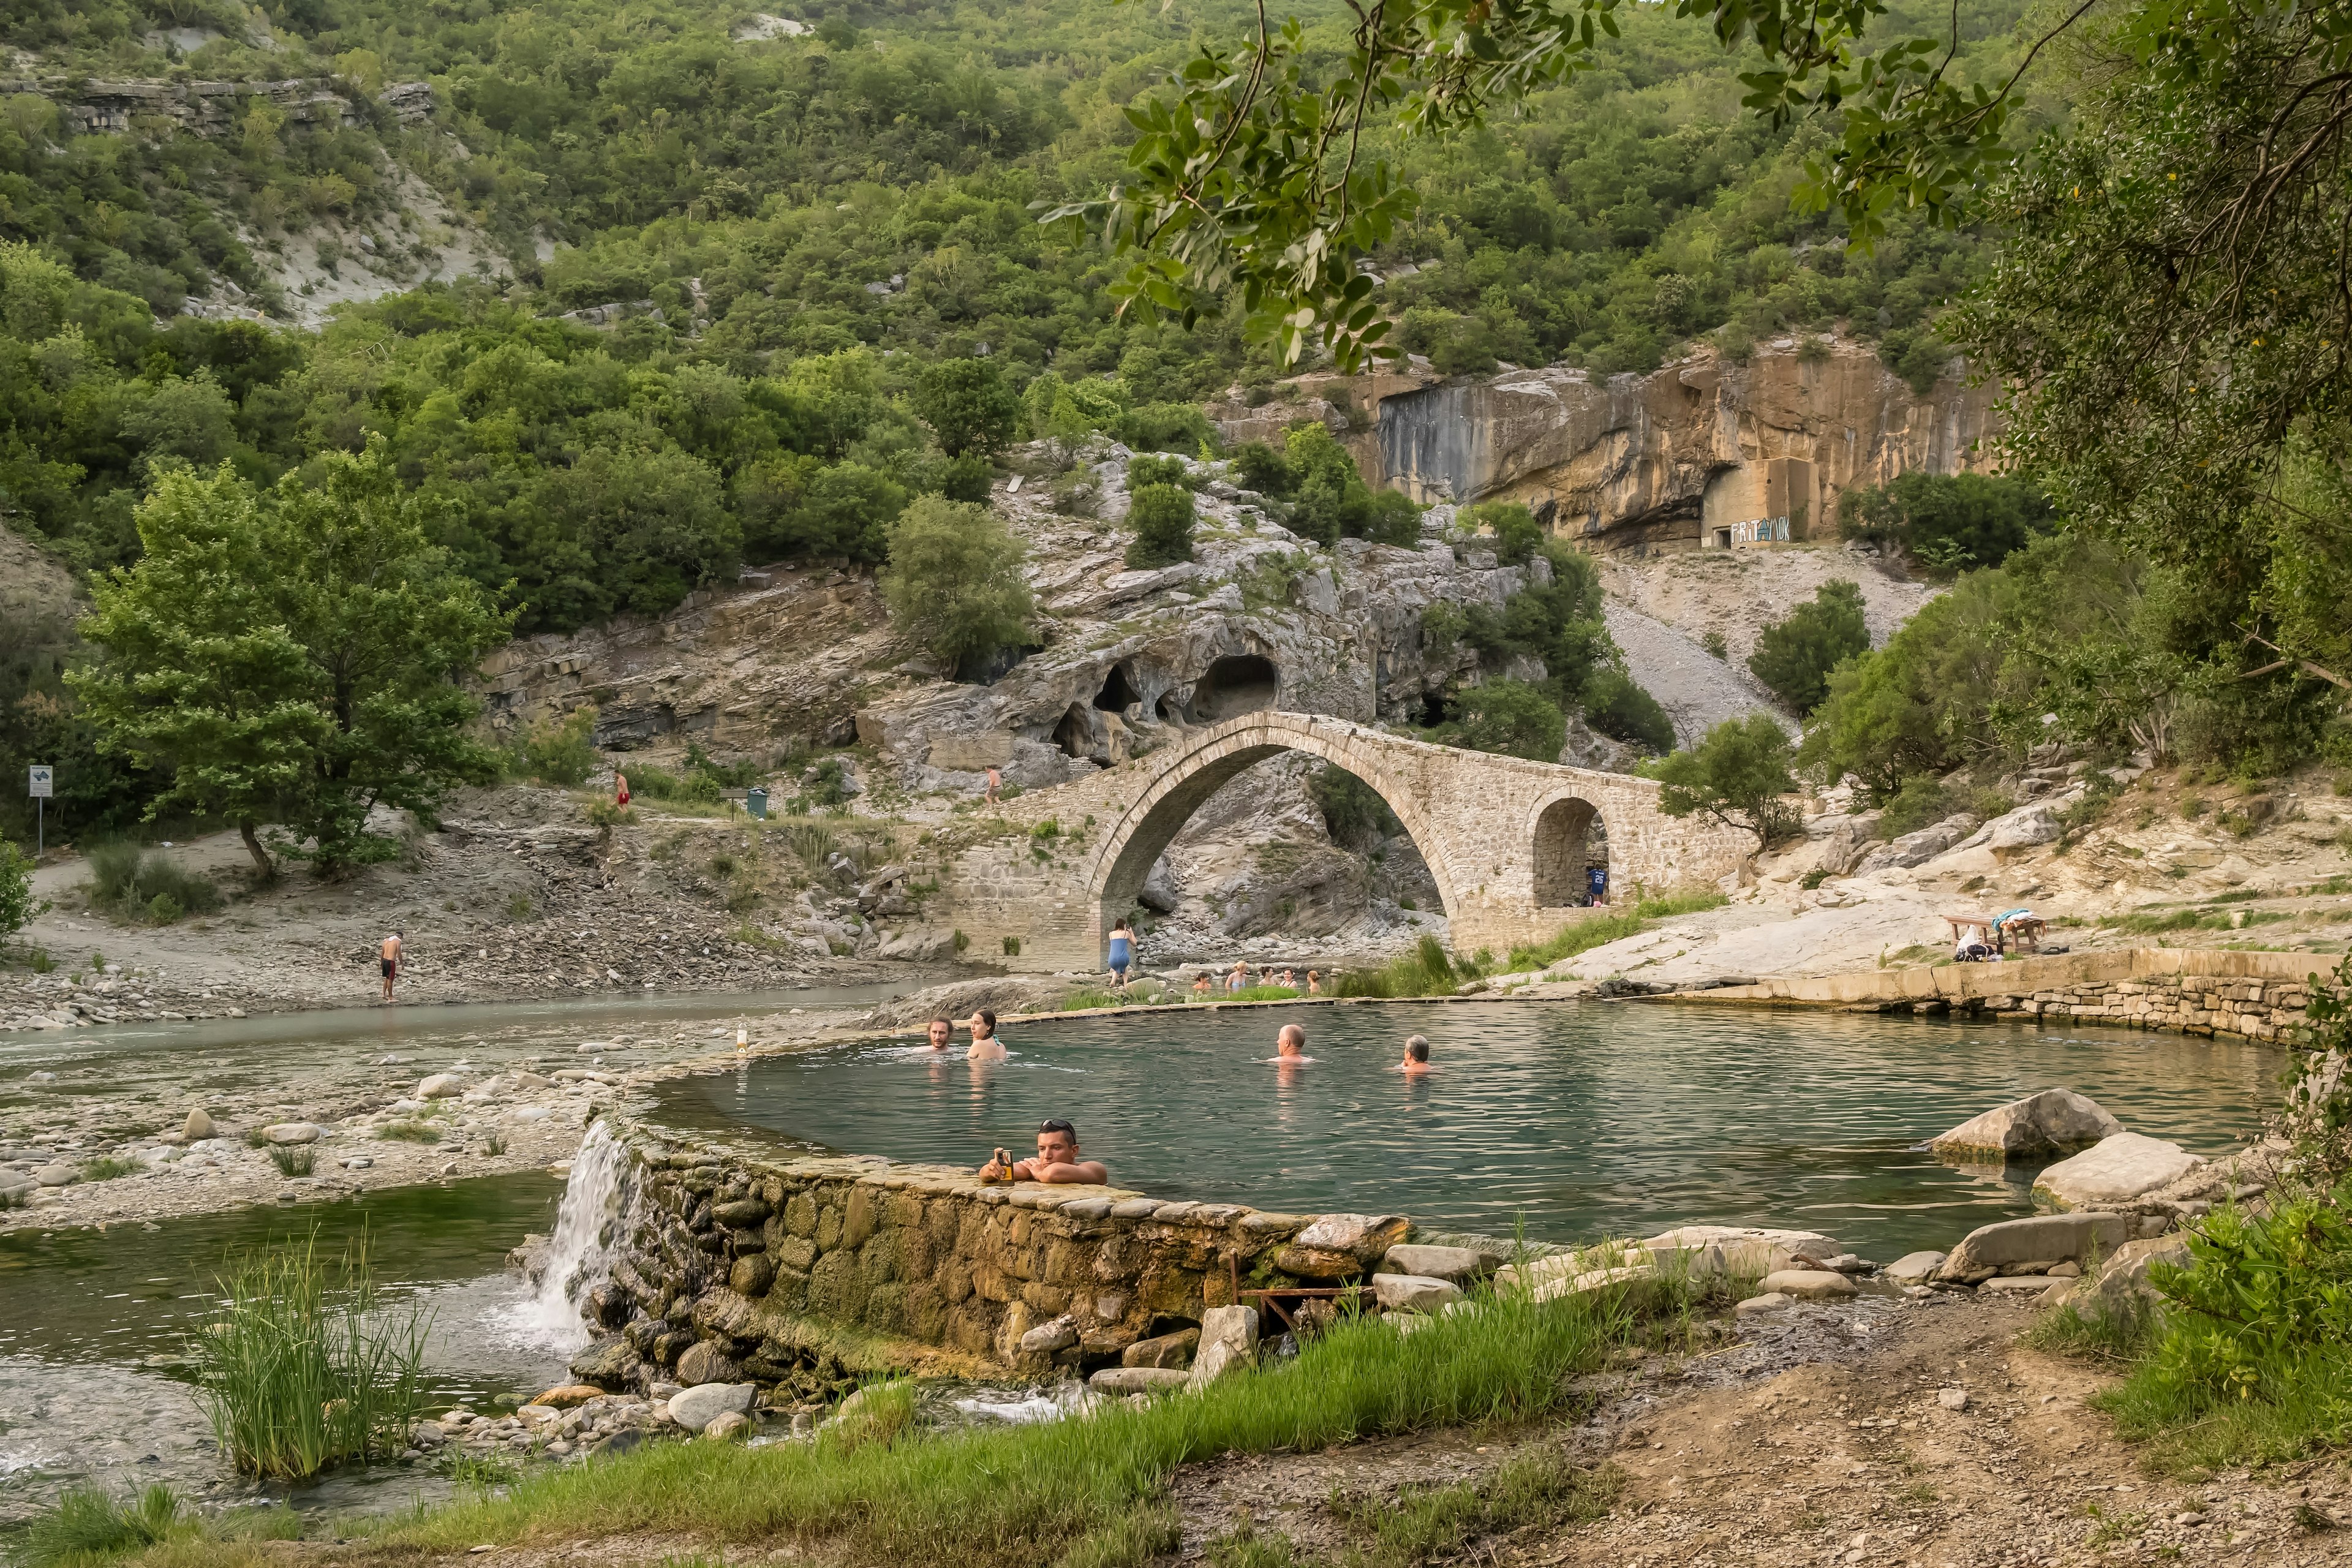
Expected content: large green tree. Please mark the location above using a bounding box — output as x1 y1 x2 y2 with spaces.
877 496 1035 677
73 442 512 876
1649 713 1798 847
1747 579 1869 715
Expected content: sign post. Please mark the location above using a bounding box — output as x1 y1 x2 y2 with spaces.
27 766 51 858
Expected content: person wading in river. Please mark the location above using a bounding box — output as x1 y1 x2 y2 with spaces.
379 930 404 1003
924 1016 953 1052
1107 917 1136 990
1395 1033 1437 1076
979 1118 1107 1185
1266 1022 1314 1064
965 1009 1006 1061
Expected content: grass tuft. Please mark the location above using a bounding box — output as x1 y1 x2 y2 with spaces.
18 1485 189 1568
189 1231 429 1479
79 1156 143 1182
377 1120 441 1144
265 1145 314 1178
1505 889 1729 973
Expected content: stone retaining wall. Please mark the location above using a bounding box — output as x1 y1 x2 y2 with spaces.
573 1125 1369 1396
1678 948 2324 1042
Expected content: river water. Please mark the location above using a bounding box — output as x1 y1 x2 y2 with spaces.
655 1000 2278 1261
0 992 2278 1530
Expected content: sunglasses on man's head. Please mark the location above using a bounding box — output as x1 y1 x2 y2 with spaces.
1038 1120 1076 1137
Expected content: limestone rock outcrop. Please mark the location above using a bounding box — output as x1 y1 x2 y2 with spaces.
1370 338 1997 548
2032 1133 2206 1212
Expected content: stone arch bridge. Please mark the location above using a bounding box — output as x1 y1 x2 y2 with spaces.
926 712 1752 973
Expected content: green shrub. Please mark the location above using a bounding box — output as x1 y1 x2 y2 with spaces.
191 1233 428 1479
1116 401 1217 454
1126 454 1194 491
1838 471 2054 573
267 1145 315 1177
1336 935 1458 997
1125 483 1196 569
938 452 994 503
1747 579 1869 714
1436 679 1566 762
878 495 1035 677
912 358 1019 458
513 705 600 786
1648 714 1799 847
83 840 222 924
1579 667 1675 754
377 1120 440 1144
0 839 45 940
1461 501 1543 565
1231 442 1294 497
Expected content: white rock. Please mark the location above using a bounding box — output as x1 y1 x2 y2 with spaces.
1733 1292 1792 1316
1371 1273 1463 1313
1640 1225 1839 1273
1937 1387 1969 1411
2032 1133 2204 1210
1759 1269 1856 1301
1381 1243 1494 1281
1987 804 2062 856
262 1123 324 1145
181 1108 217 1141
1882 1251 1947 1284
665 1382 754 1433
32 1163 77 1186
1018 1315 1079 1354
418 1074 465 1099
1090 1366 1190 1395
1188 1303 1260 1387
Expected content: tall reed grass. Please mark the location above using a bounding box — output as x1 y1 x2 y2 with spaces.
188 1232 429 1479
19 1485 189 1568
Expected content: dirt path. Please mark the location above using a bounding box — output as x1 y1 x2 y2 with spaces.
1170 1292 2347 1566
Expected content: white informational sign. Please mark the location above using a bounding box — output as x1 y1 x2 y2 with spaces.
27 765 51 799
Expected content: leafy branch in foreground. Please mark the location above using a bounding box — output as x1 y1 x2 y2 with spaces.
1054 0 2110 367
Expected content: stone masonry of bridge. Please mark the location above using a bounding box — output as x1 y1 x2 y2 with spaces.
916 711 1752 971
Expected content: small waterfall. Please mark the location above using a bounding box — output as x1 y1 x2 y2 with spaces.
510 1121 633 1352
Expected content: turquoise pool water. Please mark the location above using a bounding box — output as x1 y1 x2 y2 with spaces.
657 1000 2278 1261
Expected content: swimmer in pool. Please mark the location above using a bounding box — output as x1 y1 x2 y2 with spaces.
978 1118 1107 1185
1395 1033 1436 1075
1265 1022 1314 1064
965 1009 1007 1061
924 1016 953 1052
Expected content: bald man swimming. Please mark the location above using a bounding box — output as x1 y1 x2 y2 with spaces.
1265 1023 1314 1063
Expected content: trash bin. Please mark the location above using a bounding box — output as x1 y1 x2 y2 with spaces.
745 786 768 820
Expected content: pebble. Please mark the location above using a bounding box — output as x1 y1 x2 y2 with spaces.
1733 1292 1792 1316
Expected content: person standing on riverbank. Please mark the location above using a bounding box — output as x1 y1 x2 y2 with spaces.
1107 918 1136 990
379 930 403 1003
615 771 630 808
984 765 1001 805
966 1009 1006 1060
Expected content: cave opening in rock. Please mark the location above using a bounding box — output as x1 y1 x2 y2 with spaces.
1417 690 1450 729
1191 654 1280 722
1532 796 1612 906
1093 663 1139 712
1154 695 1182 724
1052 703 1093 760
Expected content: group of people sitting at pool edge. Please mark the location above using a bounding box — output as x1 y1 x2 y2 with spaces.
1105 918 1317 996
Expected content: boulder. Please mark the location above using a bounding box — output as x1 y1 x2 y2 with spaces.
33 1163 77 1186
712 1197 771 1227
1121 1327 1199 1369
262 1123 324 1145
1188 1303 1260 1387
2084 1235 2193 1312
1371 1273 1463 1314
703 1410 751 1442
1853 813 1981 873
1277 1215 1410 1277
418 1074 465 1099
1019 1315 1080 1355
181 1108 217 1141
1733 1292 1792 1316
1930 1090 2125 1161
1531 1263 1663 1306
2032 1134 2205 1211
1883 1251 1948 1285
1090 1366 1191 1395
1381 1243 1497 1281
530 1385 606 1409
1759 1269 1856 1302
1981 1274 2057 1295
666 1381 755 1433
1936 1213 2132 1283
567 1338 642 1390
1987 805 2062 856
1640 1225 1839 1275
674 1341 742 1387
728 1254 777 1298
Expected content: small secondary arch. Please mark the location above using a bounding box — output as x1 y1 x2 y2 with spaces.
1531 794 1611 907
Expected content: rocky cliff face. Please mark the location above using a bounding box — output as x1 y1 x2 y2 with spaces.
1371 337 1997 548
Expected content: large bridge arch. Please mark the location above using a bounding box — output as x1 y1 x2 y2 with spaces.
930 711 1751 971
1085 714 1468 950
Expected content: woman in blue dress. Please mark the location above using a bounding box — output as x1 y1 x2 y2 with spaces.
1107 917 1136 990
